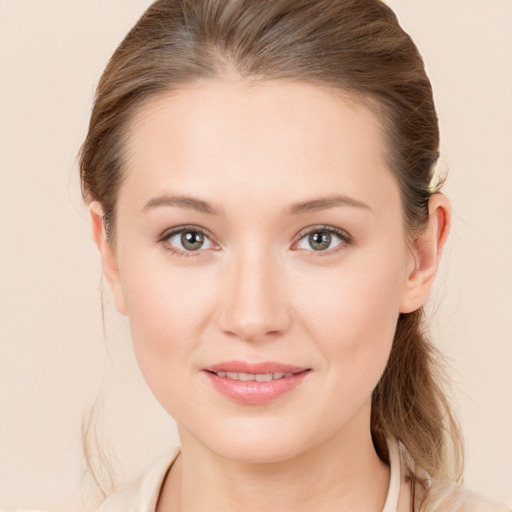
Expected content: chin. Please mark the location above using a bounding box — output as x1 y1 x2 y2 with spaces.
212 437 305 464
183 414 321 464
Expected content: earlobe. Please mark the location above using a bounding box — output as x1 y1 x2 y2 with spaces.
399 193 451 314
89 201 127 316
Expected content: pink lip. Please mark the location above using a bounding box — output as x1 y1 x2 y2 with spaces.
205 360 309 374
203 360 311 405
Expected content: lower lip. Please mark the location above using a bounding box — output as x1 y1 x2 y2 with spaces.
204 370 311 405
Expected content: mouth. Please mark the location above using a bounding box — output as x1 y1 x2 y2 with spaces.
203 361 312 405
204 360 310 374
206 370 300 381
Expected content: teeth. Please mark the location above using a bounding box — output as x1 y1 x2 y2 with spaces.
255 373 272 382
215 371 296 381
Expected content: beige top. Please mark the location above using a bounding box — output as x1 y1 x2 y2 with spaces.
98 438 509 512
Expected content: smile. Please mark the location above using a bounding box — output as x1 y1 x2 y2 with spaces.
213 371 296 381
203 361 312 405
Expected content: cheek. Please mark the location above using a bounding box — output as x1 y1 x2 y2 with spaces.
294 250 406 385
117 251 216 393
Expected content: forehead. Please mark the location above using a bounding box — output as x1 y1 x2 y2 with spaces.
121 80 398 214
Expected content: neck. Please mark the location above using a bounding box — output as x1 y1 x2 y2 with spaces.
157 406 390 512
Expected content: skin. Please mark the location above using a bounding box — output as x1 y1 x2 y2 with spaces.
90 79 450 512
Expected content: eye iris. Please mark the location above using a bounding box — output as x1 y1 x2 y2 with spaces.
309 231 331 251
181 231 204 251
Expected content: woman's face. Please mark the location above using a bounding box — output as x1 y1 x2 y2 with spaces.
100 80 418 462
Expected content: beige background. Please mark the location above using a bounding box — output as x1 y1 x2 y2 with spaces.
1 0 511 510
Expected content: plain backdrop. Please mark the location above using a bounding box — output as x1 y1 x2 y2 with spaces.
0 0 511 510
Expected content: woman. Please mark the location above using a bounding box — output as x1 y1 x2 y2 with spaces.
78 0 509 511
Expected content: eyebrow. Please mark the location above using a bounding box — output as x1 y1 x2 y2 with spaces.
142 195 221 215
142 193 370 216
287 194 371 215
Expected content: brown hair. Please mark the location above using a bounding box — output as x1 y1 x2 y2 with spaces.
80 0 463 506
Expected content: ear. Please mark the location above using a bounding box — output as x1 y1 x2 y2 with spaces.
400 193 451 314
89 201 127 316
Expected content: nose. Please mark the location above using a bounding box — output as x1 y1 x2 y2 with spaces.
217 248 291 343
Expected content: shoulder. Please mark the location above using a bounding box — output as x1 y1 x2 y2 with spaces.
425 479 510 512
97 446 180 512
394 440 509 512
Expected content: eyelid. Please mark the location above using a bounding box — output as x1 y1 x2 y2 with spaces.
295 224 352 242
158 224 219 256
292 225 353 254
157 224 352 257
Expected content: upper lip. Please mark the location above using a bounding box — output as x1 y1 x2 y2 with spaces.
204 360 310 374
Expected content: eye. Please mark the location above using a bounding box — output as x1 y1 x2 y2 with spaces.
161 227 214 253
294 226 350 253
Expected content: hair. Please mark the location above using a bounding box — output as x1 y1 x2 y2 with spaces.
79 0 463 508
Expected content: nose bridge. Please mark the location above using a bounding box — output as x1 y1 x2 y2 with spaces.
218 242 289 341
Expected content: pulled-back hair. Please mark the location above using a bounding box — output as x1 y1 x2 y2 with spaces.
79 0 463 506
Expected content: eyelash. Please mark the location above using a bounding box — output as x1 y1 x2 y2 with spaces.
157 225 352 258
292 225 352 256
158 225 218 258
